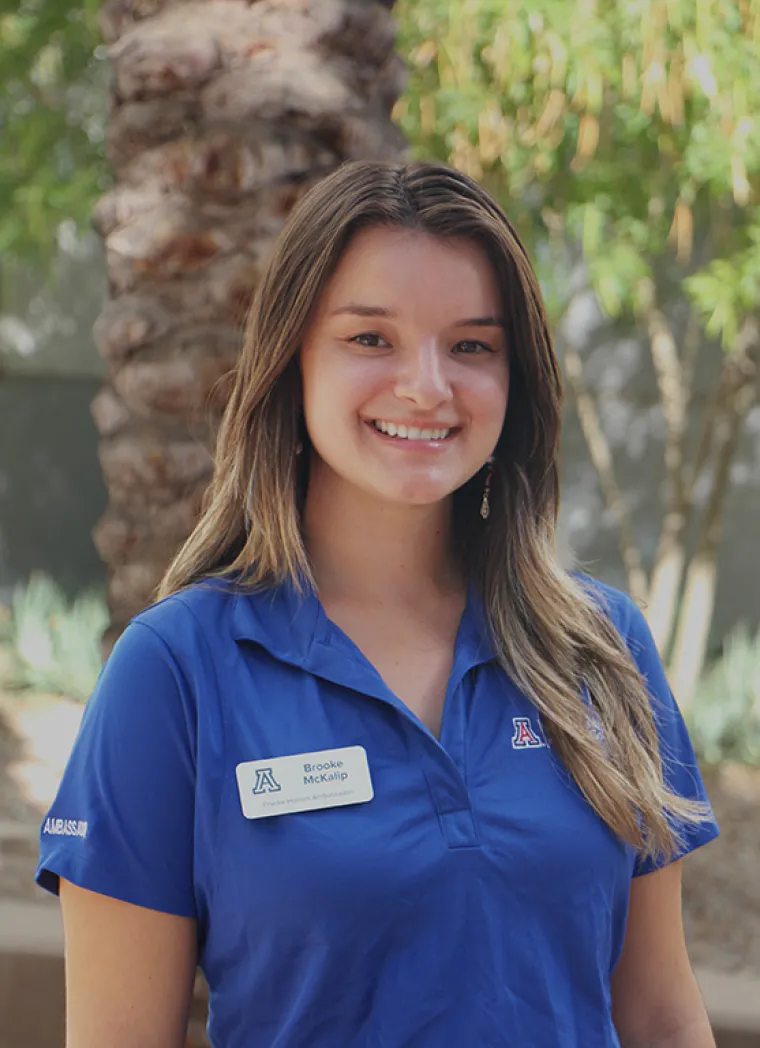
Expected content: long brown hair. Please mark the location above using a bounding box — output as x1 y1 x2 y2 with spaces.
158 160 708 859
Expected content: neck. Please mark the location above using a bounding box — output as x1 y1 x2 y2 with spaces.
302 468 463 606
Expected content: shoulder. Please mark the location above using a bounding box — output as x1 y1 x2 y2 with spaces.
572 573 672 701
133 579 238 645
110 580 243 684
127 577 298 666
571 572 651 651
92 580 256 726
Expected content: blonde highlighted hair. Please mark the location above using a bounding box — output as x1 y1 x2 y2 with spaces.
158 160 708 860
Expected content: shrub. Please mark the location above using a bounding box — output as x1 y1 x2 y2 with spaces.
7 572 107 702
687 623 760 767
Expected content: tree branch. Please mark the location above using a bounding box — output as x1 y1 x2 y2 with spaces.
642 299 693 651
562 342 648 603
668 320 759 705
680 307 702 414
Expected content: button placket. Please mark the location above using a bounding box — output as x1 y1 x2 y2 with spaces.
417 744 479 849
308 606 483 849
419 673 479 849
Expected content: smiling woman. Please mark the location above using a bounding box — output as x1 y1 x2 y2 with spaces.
36 161 718 1048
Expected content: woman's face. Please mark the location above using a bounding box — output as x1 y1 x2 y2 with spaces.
300 225 510 511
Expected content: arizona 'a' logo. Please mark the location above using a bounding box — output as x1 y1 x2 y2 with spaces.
251 767 282 794
511 717 545 749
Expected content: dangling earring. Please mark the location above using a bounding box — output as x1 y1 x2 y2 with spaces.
295 441 303 456
480 456 494 520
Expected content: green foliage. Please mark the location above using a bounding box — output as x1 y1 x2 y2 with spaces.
395 0 760 341
0 1 108 261
7 572 107 701
685 217 760 348
687 623 760 766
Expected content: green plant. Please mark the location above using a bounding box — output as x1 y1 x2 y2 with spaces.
687 623 760 767
9 571 107 701
0 1 108 261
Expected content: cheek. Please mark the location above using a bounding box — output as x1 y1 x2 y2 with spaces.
302 358 381 441
467 367 510 434
306 358 381 419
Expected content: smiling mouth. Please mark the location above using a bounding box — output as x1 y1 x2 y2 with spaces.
369 420 457 442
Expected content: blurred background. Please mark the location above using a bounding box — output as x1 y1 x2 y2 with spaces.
0 1 758 1045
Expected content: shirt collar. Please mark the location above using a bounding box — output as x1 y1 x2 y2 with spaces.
230 577 322 664
230 577 497 675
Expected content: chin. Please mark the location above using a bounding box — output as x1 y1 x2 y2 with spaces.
383 484 456 508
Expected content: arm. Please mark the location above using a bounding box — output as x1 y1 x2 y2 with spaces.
60 879 197 1048
611 860 715 1048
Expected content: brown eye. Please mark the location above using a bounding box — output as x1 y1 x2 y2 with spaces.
349 332 389 348
453 340 494 354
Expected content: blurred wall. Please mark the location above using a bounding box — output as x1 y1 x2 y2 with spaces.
0 231 108 603
0 376 107 602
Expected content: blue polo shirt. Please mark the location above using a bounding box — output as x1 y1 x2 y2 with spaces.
36 576 718 1048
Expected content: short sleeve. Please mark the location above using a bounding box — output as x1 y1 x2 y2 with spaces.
624 601 720 876
35 620 198 917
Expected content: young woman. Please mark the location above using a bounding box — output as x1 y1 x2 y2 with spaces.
37 161 718 1048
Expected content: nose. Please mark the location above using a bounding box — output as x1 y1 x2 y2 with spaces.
393 338 453 409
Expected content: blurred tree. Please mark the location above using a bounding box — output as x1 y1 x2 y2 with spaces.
396 0 760 703
0 0 108 261
90 0 405 644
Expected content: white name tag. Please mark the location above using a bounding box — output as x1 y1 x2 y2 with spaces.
236 746 374 820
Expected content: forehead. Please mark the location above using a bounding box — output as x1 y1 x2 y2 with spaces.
317 226 501 317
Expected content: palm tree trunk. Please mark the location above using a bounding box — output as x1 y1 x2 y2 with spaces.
92 0 405 646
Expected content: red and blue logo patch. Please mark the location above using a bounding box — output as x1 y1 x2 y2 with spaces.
511 717 546 749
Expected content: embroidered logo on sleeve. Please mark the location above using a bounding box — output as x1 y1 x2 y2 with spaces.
511 717 546 749
43 818 89 839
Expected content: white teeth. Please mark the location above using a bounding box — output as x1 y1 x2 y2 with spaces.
372 420 452 441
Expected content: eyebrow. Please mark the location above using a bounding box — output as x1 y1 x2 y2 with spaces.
328 304 396 318
329 304 505 327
